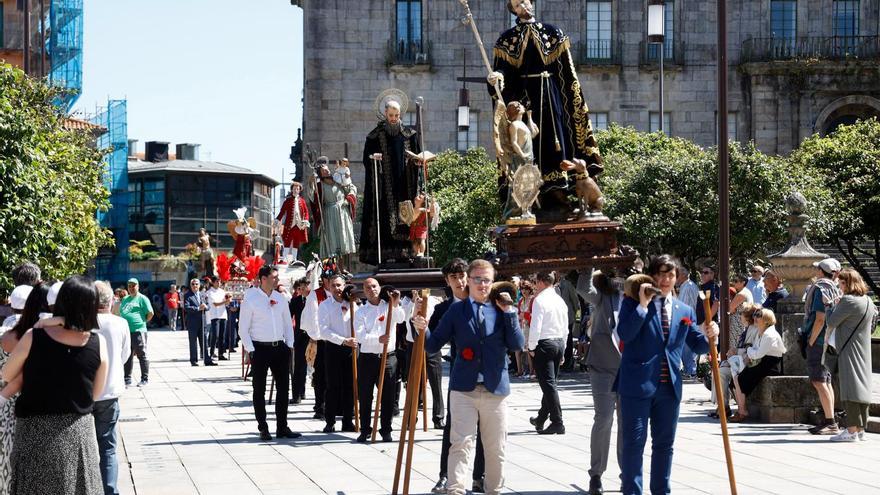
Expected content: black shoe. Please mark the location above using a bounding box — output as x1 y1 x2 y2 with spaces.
356 431 369 443
289 398 301 405
809 420 839 435
218 355 228 361
538 423 566 435
341 422 357 433
588 474 603 495
124 378 132 386
313 411 325 420
529 416 545 432
472 477 485 493
259 430 272 441
433 418 445 430
322 424 335 433
190 362 199 367
393 407 400 417
708 408 732 419
138 379 149 387
276 427 302 439
230 348 237 353
205 361 218 366
381 432 393 442
431 476 448 494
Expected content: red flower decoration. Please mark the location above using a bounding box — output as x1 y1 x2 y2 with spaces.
461 347 475 361
342 305 348 312
378 315 385 322
270 300 277 306
680 316 693 326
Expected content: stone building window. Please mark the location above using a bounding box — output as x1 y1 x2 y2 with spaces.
585 1 613 60
770 0 796 40
649 112 671 135
402 112 416 130
456 110 479 152
592 112 609 131
647 2 674 60
833 0 859 53
393 0 426 64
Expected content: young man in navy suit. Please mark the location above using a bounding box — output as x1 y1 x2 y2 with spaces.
414 259 524 495
616 255 719 495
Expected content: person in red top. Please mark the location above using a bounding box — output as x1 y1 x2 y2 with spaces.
275 182 310 263
164 285 180 332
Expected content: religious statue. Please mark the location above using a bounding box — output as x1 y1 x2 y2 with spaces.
197 227 217 277
361 93 422 266
398 193 440 258
227 207 257 270
485 0 604 221
333 158 354 189
560 158 605 218
309 160 357 265
497 100 542 220
275 181 310 263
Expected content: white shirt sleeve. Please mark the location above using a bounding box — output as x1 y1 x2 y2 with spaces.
529 295 545 351
281 296 294 348
302 292 321 340
319 301 346 346
238 297 255 353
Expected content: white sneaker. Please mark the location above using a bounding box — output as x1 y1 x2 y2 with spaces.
830 430 859 442
858 431 868 442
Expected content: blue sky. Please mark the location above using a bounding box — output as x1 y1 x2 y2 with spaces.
74 1 303 184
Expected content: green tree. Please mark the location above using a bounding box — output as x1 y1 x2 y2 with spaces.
597 124 829 271
430 148 502 265
0 63 112 291
789 118 880 294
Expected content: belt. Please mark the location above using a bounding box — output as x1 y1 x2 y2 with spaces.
253 340 284 347
539 337 564 342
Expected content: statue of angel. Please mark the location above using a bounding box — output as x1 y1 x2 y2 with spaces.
227 206 257 266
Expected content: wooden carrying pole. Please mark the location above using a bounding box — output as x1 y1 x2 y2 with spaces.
392 289 430 495
350 299 360 433
371 298 396 442
701 290 737 494
421 357 429 432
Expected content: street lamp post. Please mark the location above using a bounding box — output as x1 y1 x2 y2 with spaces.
648 0 665 133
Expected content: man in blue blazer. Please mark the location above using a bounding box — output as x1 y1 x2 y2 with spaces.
615 255 719 495
414 259 524 495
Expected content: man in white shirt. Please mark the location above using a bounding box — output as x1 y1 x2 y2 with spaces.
746 264 767 305
206 277 229 361
527 271 569 435
93 281 132 495
239 265 301 441
317 273 358 433
300 268 334 420
676 266 701 378
354 278 404 442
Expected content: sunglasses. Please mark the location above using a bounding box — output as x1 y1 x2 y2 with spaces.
701 271 712 275
471 277 494 286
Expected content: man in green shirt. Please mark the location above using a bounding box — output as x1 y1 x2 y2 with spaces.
120 278 153 386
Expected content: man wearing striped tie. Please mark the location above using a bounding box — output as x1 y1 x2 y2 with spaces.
614 255 719 495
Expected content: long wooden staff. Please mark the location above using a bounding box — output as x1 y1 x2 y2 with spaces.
349 297 360 433
701 290 737 495
459 0 503 106
393 289 429 495
371 292 398 443
421 355 429 432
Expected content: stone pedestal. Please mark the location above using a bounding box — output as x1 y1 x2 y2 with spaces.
748 376 821 423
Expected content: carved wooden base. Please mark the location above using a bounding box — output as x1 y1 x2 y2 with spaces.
351 268 446 294
492 219 637 275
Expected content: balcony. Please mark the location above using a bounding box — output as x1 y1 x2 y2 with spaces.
741 36 880 63
639 40 685 66
386 39 432 68
577 40 622 66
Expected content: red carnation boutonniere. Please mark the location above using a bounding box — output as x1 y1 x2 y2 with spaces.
378 314 386 322
461 347 475 361
342 305 349 313
680 316 693 326
270 299 277 307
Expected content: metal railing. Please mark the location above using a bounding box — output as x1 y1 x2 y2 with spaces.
639 40 685 66
386 39 432 66
740 36 880 63
577 39 622 65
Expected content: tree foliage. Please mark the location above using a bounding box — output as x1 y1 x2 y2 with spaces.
597 124 829 271
0 63 112 291
430 148 502 266
789 118 880 294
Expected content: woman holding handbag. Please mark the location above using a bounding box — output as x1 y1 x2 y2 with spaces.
825 268 876 442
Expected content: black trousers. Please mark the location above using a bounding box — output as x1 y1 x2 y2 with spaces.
406 342 445 422
251 342 290 432
358 353 398 435
186 317 204 364
440 387 485 480
534 338 564 425
323 342 354 426
291 329 309 401
562 324 575 371
313 340 326 414
123 331 149 381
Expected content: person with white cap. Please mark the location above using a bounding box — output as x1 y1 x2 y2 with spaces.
1 286 32 329
802 257 842 435
45 280 64 316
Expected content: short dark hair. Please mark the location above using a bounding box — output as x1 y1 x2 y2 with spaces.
12 262 41 286
647 255 679 277
54 276 99 332
328 273 346 283
257 265 277 281
294 277 309 288
733 273 749 284
11 283 50 339
442 258 469 277
535 271 556 285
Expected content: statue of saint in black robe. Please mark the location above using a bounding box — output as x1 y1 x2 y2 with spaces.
360 121 421 266
490 19 603 221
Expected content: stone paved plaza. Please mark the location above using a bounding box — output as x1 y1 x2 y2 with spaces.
116 330 880 495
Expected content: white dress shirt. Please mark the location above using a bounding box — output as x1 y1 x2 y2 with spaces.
318 296 355 346
95 313 132 401
356 300 406 354
300 288 327 340
404 295 441 343
207 287 228 320
238 287 294 352
528 287 570 351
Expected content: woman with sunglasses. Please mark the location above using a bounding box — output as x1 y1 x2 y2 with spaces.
730 307 785 422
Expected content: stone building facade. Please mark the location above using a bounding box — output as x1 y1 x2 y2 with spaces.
296 0 880 188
